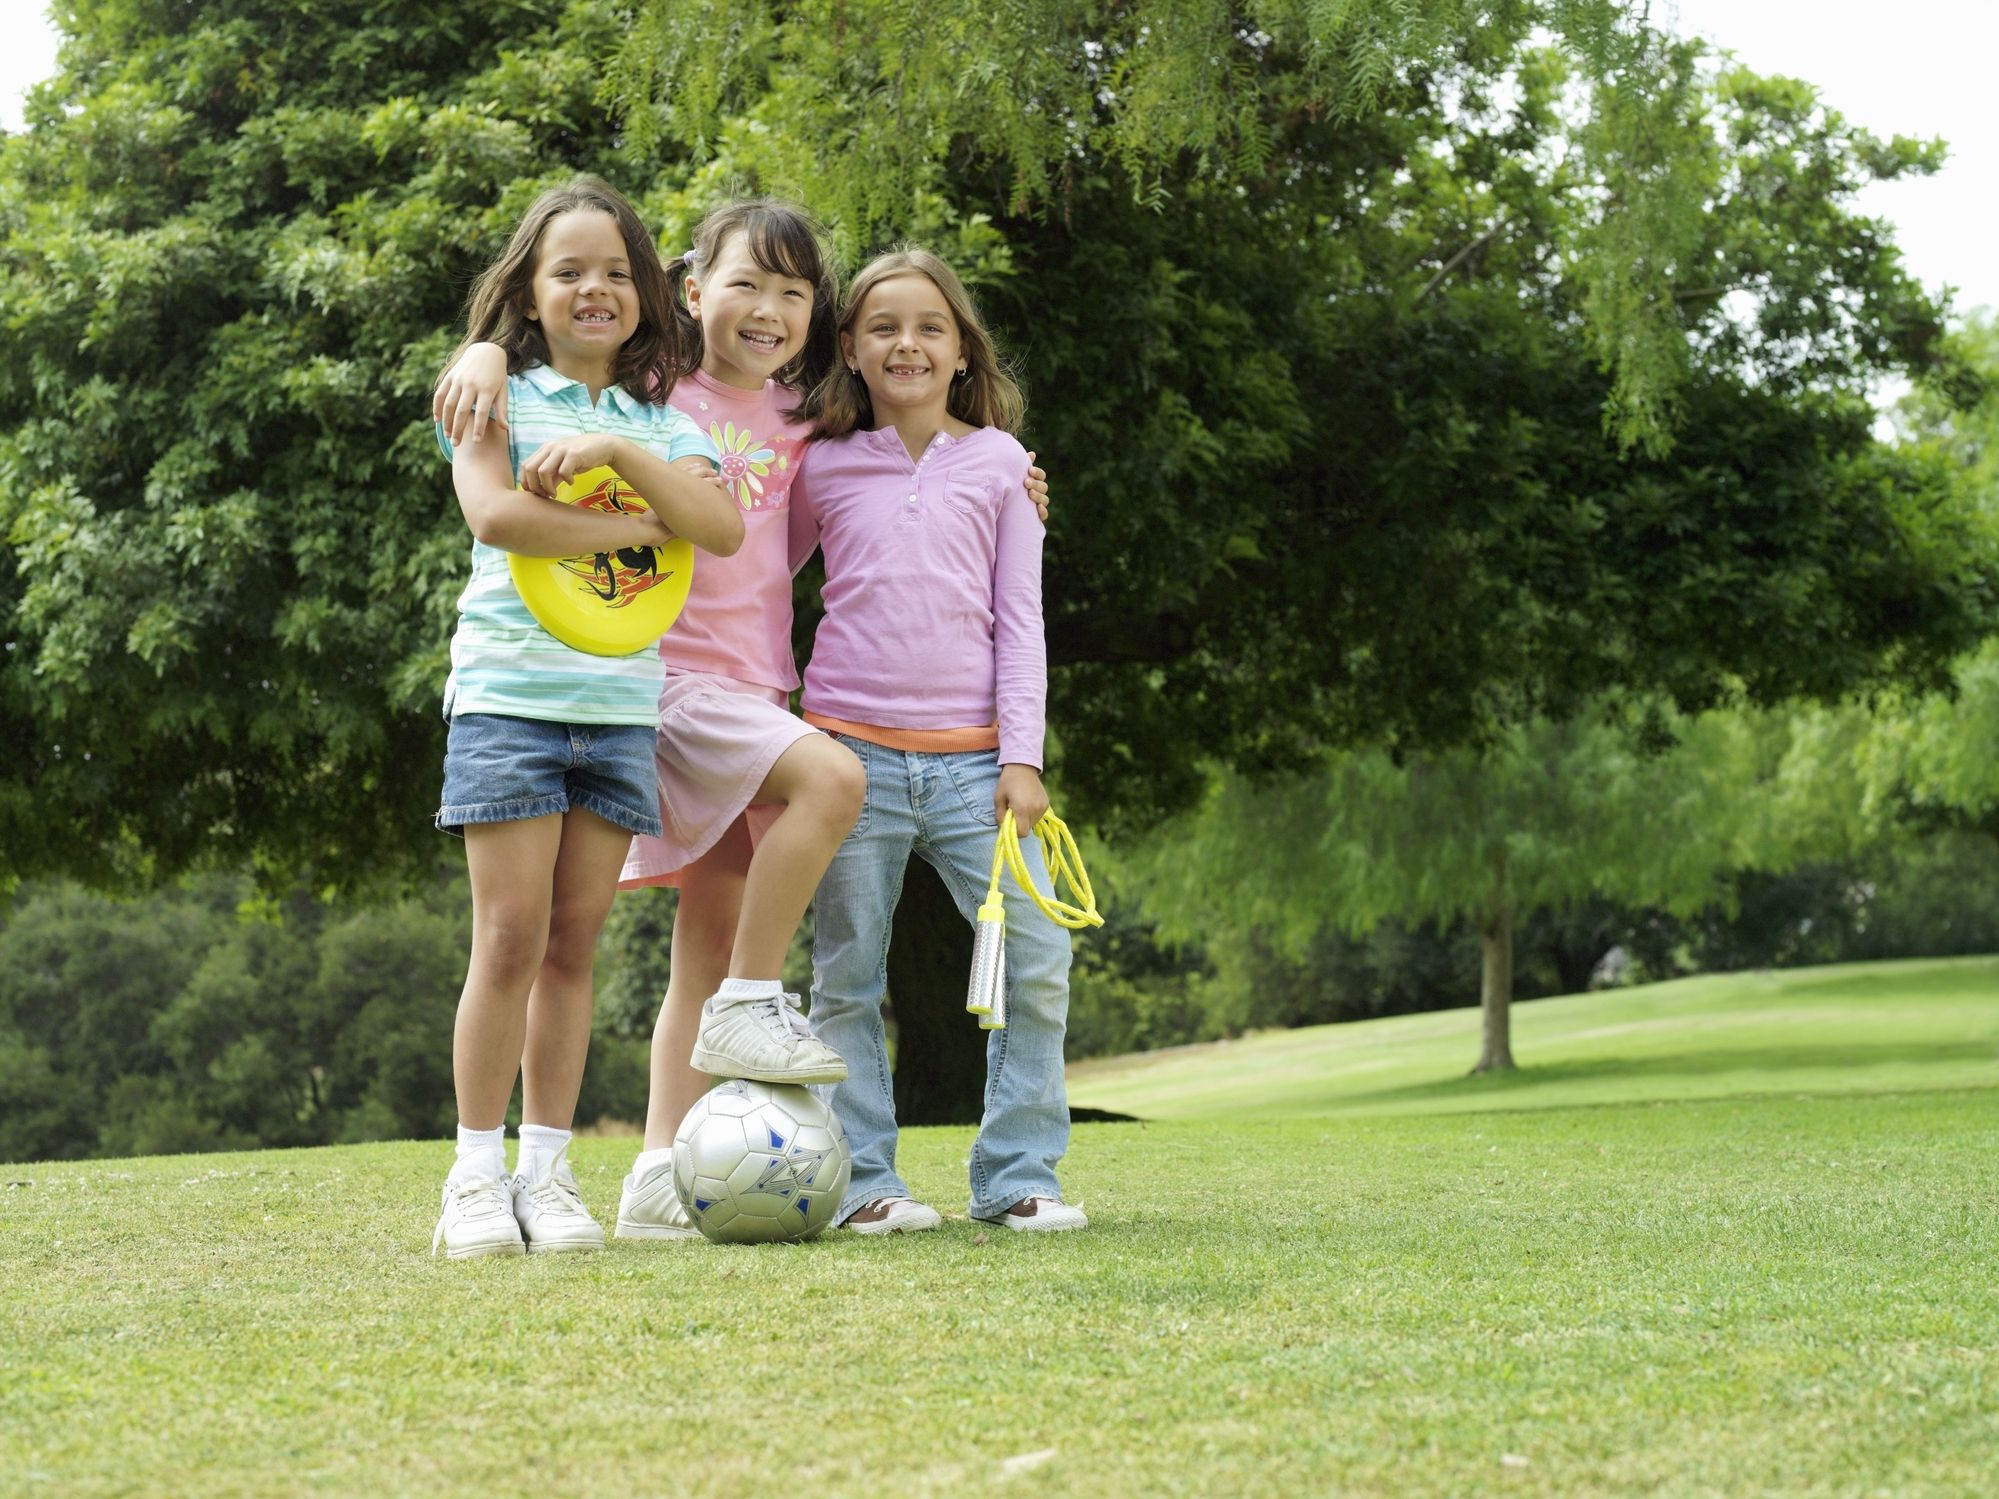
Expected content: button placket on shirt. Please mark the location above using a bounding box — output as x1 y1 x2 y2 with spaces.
905 431 951 510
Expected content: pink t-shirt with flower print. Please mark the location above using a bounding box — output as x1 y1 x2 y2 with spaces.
658 367 809 692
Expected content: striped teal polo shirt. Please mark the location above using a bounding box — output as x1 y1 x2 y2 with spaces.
438 363 719 725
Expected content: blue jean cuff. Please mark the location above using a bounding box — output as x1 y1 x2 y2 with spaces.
970 1186 1063 1222
435 793 568 835
569 790 663 839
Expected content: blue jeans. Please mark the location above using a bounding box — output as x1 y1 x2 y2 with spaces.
808 739 1074 1222
436 713 662 838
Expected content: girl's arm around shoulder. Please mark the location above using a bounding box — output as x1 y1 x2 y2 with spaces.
787 452 821 576
450 423 676 556
434 342 509 446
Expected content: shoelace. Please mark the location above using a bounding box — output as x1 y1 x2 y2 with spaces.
433 1176 512 1253
521 1168 588 1218
746 990 816 1041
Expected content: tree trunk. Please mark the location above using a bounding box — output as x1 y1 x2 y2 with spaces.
885 855 986 1125
1472 888 1517 1075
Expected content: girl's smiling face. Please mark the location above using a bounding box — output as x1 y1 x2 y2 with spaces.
688 232 817 390
843 273 966 421
526 208 638 384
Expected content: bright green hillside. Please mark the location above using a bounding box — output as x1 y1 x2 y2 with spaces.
1069 956 1999 1119
6 959 1997 1496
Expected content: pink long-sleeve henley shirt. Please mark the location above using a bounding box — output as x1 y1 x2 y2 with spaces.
788 424 1046 769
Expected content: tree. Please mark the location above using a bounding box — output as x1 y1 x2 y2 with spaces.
1127 709 1828 1072
0 0 646 891
3 1 1993 1121
614 0 1775 454
3 2 1984 888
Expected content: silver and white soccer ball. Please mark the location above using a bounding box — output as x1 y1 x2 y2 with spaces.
671 1079 852 1243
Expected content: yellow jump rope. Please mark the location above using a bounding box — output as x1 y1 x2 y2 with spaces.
965 810 1104 1031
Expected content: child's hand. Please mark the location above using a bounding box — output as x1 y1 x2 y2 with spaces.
519 435 619 498
995 764 1050 834
434 343 510 445
1025 452 1051 525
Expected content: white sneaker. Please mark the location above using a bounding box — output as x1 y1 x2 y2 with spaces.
615 1160 702 1241
839 1197 943 1235
689 989 848 1084
433 1172 526 1259
510 1161 607 1253
978 1196 1087 1233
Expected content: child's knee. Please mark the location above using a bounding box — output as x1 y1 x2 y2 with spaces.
472 913 548 981
542 900 611 980
810 741 866 826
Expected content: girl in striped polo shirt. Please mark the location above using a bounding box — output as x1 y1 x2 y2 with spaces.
429 177 744 1260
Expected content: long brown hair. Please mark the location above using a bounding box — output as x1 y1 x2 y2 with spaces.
802 247 1026 440
663 198 838 417
440 176 685 401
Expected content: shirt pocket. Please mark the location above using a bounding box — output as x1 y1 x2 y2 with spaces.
942 475 1000 518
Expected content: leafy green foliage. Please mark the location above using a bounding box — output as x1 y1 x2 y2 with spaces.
0 0 651 890
1 0 1989 897
0 874 649 1163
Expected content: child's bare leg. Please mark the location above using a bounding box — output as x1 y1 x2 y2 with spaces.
641 820 749 1150
730 735 865 975
519 807 640 1130
455 815 563 1130
681 734 863 1086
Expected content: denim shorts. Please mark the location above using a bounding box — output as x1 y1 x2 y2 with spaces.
437 713 662 838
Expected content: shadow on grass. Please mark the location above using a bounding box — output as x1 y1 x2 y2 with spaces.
1336 1039 1999 1110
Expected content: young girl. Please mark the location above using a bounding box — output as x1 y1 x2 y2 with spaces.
429 177 744 1259
791 248 1086 1234
435 206 1050 1241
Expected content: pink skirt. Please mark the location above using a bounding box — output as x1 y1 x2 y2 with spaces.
617 671 821 889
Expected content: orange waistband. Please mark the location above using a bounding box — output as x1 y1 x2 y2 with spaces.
804 713 1001 753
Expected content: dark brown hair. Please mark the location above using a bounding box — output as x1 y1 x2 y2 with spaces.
802 246 1026 440
441 176 685 401
664 198 838 417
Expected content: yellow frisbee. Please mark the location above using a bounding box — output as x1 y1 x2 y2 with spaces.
508 465 695 656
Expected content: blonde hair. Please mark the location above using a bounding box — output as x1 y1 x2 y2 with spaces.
438 176 685 400
802 247 1025 439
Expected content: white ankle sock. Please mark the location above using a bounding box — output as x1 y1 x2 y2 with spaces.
632 1146 675 1180
452 1125 506 1183
709 977 782 1012
515 1123 572 1181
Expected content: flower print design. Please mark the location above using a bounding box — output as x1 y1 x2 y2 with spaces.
710 420 778 509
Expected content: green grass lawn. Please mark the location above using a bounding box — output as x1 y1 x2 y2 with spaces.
1068 954 1999 1120
6 959 1998 1496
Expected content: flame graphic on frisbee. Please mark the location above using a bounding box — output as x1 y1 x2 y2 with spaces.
507 465 695 656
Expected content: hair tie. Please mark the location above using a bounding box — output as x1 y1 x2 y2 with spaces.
683 247 702 266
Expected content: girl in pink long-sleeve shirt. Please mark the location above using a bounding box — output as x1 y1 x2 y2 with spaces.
790 248 1087 1234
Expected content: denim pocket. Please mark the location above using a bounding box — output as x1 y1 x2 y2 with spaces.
833 733 874 837
942 750 1001 829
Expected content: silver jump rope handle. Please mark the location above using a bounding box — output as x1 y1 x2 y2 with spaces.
979 937 1007 1031
967 914 1006 1025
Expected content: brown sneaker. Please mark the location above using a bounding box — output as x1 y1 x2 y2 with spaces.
983 1196 1087 1232
839 1197 942 1235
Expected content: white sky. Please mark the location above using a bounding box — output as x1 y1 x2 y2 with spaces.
1665 0 1997 318
0 1 1991 316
